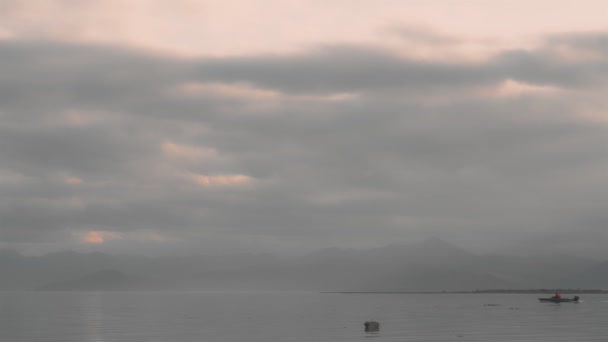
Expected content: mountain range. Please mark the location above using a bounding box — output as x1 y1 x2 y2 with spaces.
0 238 605 291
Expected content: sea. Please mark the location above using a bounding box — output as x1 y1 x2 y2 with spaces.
1 291 607 342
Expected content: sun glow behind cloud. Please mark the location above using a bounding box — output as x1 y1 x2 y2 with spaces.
479 79 564 98
190 173 253 187
61 110 104 126
0 27 13 39
162 141 217 161
173 82 282 100
65 177 83 185
81 231 122 244
172 82 358 104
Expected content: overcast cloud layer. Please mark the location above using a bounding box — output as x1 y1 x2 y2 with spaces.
1 2 608 257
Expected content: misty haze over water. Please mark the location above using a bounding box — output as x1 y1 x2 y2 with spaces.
2 238 608 292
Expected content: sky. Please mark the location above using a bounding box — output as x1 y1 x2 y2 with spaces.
1 0 608 257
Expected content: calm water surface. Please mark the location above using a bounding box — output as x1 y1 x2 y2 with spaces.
1 291 607 341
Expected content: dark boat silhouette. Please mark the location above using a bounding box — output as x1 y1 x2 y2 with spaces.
538 295 579 303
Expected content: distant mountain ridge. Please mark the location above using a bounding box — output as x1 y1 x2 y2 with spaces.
1 238 606 291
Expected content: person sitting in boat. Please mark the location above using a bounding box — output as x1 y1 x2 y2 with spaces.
554 292 561 299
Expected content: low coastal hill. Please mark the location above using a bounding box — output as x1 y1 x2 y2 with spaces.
1 239 607 292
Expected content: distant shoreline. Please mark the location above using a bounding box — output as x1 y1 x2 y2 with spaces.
324 289 608 294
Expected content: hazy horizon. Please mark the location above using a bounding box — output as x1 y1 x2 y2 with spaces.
2 236 607 262
2 236 607 292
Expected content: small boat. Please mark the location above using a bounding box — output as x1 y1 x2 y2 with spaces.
538 295 579 303
364 321 380 331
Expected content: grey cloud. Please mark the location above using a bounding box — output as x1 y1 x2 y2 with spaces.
194 45 496 94
193 40 608 94
494 49 608 88
1 34 608 257
0 124 152 177
546 31 608 53
0 41 187 115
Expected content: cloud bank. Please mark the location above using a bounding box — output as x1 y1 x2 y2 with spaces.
1 12 608 257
